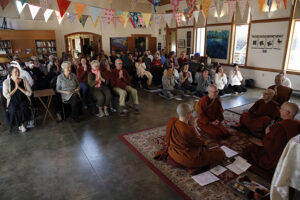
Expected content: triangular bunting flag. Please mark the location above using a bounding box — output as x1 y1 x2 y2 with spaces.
175 12 182 26
216 0 224 17
28 4 41 19
193 10 200 23
164 13 173 27
201 0 212 18
90 16 100 27
73 2 86 20
227 0 236 19
267 0 273 11
258 0 266 14
44 9 53 22
248 0 255 16
139 15 145 26
276 0 281 9
283 0 287 8
152 0 160 13
223 2 229 17
118 11 129 28
57 0 71 17
186 0 196 16
68 13 77 24
112 17 118 29
142 13 152 27
0 0 9 10
171 0 180 16
55 10 64 24
20 0 26 5
101 16 109 27
210 6 216 17
16 0 27 14
79 15 89 27
238 0 248 19
154 14 161 24
104 9 115 25
129 12 139 28
89 6 102 24
40 0 50 8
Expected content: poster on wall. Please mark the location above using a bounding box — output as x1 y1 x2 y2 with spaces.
250 35 284 51
206 30 229 59
110 37 128 53
187 31 191 47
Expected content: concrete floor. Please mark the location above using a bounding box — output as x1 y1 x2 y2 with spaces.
0 88 299 200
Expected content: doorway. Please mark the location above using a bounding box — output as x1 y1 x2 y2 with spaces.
167 29 177 53
64 32 102 58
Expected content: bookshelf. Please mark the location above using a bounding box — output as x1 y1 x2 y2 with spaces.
0 40 13 55
35 40 57 60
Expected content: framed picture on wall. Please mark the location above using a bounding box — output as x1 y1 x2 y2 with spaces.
187 31 191 47
110 37 128 53
178 39 185 48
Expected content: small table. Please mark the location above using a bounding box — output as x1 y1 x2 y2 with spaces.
34 89 56 124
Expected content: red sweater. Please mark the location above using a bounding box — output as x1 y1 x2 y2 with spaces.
178 57 188 67
111 68 131 89
151 59 162 67
76 65 91 83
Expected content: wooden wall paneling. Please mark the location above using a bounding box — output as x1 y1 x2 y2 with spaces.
228 15 235 64
127 37 135 52
244 15 252 66
148 37 157 53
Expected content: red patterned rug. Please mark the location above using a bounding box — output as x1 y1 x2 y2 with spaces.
119 110 270 200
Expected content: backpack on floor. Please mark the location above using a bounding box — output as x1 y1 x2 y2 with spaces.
245 79 255 88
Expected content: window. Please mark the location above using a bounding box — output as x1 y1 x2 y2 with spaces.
288 21 300 71
233 25 249 65
196 28 205 56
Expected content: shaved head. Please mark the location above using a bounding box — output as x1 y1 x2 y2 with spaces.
263 89 275 101
275 74 283 86
208 84 217 92
207 84 219 99
177 103 192 118
281 102 299 118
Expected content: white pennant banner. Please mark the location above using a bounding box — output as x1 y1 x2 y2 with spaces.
44 9 53 22
238 0 248 19
28 4 41 20
16 0 27 14
55 10 64 24
193 10 200 23
164 13 173 27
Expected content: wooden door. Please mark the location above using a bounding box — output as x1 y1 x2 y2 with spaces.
92 35 99 55
148 37 157 53
127 37 135 52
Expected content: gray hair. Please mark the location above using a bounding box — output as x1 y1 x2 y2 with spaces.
61 61 71 71
90 60 100 68
176 103 192 118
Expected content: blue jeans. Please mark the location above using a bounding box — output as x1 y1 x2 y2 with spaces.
80 82 89 105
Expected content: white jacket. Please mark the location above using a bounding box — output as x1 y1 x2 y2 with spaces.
135 62 148 78
282 77 292 88
215 73 228 90
2 78 32 107
179 71 193 85
229 70 243 86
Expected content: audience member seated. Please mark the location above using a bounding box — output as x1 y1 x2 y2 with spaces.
195 68 211 97
88 60 112 118
247 102 300 171
239 89 280 138
215 65 233 96
76 57 91 107
124 53 138 84
31 56 47 76
3 66 32 133
166 51 179 70
135 56 153 89
193 63 204 85
8 61 34 88
56 61 82 122
146 50 153 62
65 54 77 74
197 85 230 139
150 53 164 85
210 62 219 84
46 55 55 73
160 49 167 65
47 59 61 83
25 59 46 90
99 50 109 60
268 74 292 105
178 51 188 68
154 103 226 170
229 64 247 94
179 63 195 93
161 67 184 99
191 52 200 63
111 59 140 116
109 50 119 66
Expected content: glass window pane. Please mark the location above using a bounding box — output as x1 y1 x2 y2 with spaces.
233 25 249 65
288 21 300 71
196 28 205 56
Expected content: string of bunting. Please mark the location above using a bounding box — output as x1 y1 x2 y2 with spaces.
0 0 293 28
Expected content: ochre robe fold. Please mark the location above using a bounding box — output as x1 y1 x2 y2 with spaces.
240 99 280 133
197 95 230 139
251 119 300 170
268 85 292 105
159 117 225 169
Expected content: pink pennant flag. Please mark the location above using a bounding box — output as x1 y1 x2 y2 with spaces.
171 0 180 16
112 17 119 29
238 0 247 19
276 0 281 9
28 4 41 19
210 6 216 17
104 9 115 25
175 12 182 26
101 16 109 27
139 15 145 26
0 0 9 10
68 13 77 24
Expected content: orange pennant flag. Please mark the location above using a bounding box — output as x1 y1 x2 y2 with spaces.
258 0 266 14
73 2 86 20
91 16 100 28
201 0 212 18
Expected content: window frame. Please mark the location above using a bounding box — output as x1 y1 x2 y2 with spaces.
231 24 250 65
286 19 300 72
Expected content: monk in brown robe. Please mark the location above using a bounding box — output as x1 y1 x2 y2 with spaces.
240 89 280 134
155 103 226 169
268 74 292 105
197 85 230 139
249 102 300 170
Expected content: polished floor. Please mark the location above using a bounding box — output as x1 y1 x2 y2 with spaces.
0 88 299 200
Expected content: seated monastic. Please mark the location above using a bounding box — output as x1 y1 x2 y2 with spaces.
249 102 300 170
268 74 292 105
197 85 230 139
240 89 280 135
155 103 226 169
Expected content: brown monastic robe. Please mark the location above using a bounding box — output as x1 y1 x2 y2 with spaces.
251 119 300 170
197 95 230 139
240 99 280 133
268 85 292 105
165 117 225 168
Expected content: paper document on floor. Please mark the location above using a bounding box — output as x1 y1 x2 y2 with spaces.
192 171 219 186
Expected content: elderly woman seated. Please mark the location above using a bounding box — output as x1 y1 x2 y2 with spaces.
56 61 82 122
88 60 112 118
2 66 32 133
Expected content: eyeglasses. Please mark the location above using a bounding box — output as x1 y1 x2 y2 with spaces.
116 63 122 65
